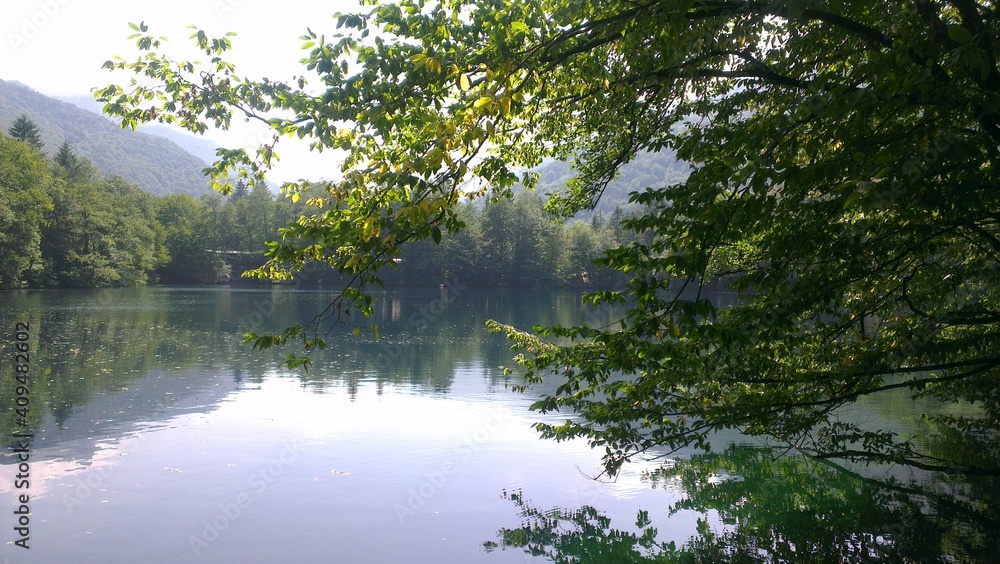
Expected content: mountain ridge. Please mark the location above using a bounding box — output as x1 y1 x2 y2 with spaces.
56 93 222 165
0 79 213 197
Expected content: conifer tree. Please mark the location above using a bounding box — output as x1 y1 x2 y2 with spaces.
7 114 43 150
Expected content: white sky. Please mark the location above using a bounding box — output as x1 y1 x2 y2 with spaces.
2 0 363 183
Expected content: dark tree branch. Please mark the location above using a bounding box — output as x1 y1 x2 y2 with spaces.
757 359 1000 415
812 449 1000 476
947 0 988 35
798 7 893 48
687 1 892 48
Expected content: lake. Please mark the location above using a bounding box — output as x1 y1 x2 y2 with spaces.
1 287 996 562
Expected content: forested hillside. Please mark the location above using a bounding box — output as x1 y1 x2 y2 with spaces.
0 80 212 197
0 129 297 288
57 93 222 165
0 129 644 290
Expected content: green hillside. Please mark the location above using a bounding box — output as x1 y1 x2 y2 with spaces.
0 80 212 197
57 93 221 165
535 149 689 216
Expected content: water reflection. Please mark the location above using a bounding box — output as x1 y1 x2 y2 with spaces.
0 287 636 561
487 444 1000 562
3 287 995 561
0 287 597 443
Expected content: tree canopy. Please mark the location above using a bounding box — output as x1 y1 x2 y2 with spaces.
0 135 228 289
0 134 52 287
97 1 1000 477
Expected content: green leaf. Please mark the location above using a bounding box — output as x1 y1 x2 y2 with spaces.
842 190 862 210
947 25 973 45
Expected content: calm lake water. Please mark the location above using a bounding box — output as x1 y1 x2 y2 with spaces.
1 287 996 562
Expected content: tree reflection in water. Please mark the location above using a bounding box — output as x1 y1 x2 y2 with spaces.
485 445 999 562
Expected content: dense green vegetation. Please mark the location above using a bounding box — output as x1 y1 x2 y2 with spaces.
0 127 275 288
0 128 638 289
0 79 212 197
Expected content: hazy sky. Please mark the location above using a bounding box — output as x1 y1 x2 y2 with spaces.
2 0 363 182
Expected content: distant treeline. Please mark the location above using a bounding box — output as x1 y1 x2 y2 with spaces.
386 195 645 288
0 130 645 290
0 128 290 288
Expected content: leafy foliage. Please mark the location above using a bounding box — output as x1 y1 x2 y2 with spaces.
485 489 665 563
0 136 221 288
154 194 230 284
0 135 52 288
97 0 1000 477
388 193 643 286
40 175 160 287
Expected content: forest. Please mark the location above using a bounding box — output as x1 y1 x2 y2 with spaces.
0 116 641 290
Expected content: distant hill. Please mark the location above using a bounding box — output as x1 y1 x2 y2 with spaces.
536 149 689 215
0 79 212 197
57 93 221 165
137 124 220 165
